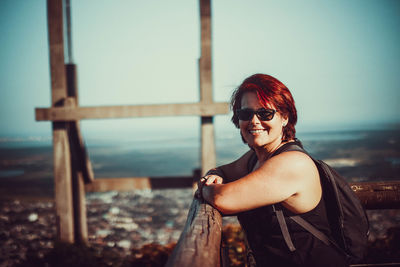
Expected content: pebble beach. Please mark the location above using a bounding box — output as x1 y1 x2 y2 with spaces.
1 188 399 266
0 189 240 267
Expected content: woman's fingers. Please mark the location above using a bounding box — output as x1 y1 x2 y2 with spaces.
196 175 223 199
215 176 223 184
204 175 223 185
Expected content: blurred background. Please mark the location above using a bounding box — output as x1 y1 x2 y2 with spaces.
0 0 399 265
0 0 399 182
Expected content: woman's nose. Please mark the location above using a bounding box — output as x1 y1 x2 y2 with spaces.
250 113 261 124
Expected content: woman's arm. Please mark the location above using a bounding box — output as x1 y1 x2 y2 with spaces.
202 151 321 215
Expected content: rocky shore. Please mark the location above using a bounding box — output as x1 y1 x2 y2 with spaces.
1 189 399 266
0 189 240 266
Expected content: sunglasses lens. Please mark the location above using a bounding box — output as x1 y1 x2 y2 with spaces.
237 108 275 121
258 109 275 121
237 109 254 121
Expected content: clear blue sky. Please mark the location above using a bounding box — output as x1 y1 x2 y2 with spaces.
1 0 399 140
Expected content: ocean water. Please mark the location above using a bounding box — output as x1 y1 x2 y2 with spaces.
0 129 399 184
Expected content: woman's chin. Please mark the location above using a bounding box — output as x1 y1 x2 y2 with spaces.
248 139 268 149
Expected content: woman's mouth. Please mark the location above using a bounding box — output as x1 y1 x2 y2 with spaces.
249 129 266 134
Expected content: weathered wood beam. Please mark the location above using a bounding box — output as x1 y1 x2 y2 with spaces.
64 98 94 184
35 102 229 121
201 116 216 176
350 181 400 209
199 0 213 104
47 0 75 243
52 124 74 242
71 170 88 244
68 119 94 183
165 197 222 267
65 66 90 244
199 0 217 176
48 0 67 107
85 176 195 192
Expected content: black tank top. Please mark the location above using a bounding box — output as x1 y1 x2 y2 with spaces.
237 141 348 267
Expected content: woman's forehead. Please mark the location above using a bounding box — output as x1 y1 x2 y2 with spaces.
241 92 274 109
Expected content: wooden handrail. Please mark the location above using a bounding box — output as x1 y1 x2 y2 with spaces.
350 181 400 209
83 178 400 210
165 196 223 267
166 181 400 266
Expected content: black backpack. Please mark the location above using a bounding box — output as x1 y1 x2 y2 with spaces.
270 140 369 264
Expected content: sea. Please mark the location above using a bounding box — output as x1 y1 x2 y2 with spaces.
0 128 399 190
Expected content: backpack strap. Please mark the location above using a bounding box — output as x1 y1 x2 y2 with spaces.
270 140 334 252
272 205 296 252
247 139 305 173
273 196 335 253
289 216 331 246
247 151 258 173
270 139 305 157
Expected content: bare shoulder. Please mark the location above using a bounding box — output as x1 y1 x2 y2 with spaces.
267 150 317 173
258 151 321 213
256 150 320 187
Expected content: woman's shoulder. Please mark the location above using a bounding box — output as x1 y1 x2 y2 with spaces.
274 150 317 172
260 149 319 183
266 151 322 213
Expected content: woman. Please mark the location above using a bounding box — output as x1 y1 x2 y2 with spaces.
198 74 348 266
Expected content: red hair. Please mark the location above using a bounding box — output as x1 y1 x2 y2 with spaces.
231 74 297 141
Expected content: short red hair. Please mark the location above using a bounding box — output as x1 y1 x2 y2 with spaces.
230 74 297 141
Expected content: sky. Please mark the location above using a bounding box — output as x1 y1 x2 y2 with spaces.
1 0 399 141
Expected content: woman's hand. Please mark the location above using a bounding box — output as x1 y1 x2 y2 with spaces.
202 174 224 186
195 169 224 199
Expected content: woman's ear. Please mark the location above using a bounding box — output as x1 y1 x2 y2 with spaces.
282 116 289 127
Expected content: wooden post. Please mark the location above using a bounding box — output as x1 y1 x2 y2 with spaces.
199 0 216 176
72 171 88 244
199 0 213 104
47 0 74 243
201 116 216 175
165 197 223 267
65 64 89 244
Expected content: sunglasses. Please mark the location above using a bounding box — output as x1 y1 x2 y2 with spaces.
236 108 276 121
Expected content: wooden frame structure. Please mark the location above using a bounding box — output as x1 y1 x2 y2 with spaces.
37 0 227 243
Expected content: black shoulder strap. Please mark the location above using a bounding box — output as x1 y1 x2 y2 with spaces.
247 139 307 173
272 205 296 252
247 152 258 173
290 215 331 246
270 139 306 157
270 139 340 252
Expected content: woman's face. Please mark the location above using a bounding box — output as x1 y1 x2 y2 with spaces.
239 92 288 150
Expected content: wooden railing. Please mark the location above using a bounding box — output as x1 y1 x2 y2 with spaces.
349 181 400 209
165 197 223 267
166 181 400 267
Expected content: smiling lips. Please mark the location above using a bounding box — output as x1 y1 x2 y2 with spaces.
249 129 266 134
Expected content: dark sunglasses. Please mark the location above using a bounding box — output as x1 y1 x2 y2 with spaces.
236 108 276 121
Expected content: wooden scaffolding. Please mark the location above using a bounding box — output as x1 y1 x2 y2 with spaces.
36 0 227 243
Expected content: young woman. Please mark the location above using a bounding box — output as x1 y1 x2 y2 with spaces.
198 74 348 266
